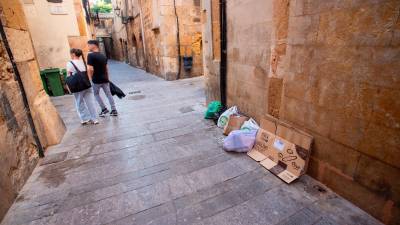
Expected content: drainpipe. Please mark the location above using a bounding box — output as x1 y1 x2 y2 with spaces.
219 0 227 107
0 19 45 158
138 0 148 72
173 0 181 80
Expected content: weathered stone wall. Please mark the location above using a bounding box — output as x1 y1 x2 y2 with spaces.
202 0 400 224
225 0 273 119
201 0 220 103
110 0 128 62
126 14 146 69
175 0 203 78
141 0 163 76
281 1 400 224
0 0 66 220
111 0 203 80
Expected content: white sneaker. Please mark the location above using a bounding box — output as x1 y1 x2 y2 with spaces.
91 120 99 125
81 120 90 125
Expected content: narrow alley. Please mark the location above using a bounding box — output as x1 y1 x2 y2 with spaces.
1 62 381 225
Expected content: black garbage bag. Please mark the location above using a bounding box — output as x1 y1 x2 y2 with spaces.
110 82 126 99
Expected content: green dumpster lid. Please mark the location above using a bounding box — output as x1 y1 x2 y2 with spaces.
41 68 60 73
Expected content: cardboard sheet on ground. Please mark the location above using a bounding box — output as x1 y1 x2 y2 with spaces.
247 115 313 183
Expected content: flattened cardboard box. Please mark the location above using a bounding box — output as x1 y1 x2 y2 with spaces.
248 115 313 183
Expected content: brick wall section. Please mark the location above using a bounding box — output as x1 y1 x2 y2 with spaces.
202 0 400 224
0 0 65 220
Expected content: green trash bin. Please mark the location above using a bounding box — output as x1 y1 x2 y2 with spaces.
40 68 65 96
39 70 50 95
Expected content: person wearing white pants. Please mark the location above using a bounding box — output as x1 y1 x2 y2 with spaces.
67 49 99 125
72 88 98 124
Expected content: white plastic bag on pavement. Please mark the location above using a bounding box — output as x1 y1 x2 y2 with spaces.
217 106 238 128
223 129 258 153
240 118 260 131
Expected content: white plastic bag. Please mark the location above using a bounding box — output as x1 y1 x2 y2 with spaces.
217 106 238 128
240 118 260 131
223 129 257 153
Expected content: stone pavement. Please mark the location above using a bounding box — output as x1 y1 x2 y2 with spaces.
1 61 382 225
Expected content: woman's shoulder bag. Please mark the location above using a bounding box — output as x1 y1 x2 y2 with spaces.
66 61 91 93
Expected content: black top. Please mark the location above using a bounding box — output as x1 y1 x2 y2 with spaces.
87 52 108 84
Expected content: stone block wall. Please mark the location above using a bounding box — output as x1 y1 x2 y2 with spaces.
225 0 274 118
201 0 220 103
141 0 163 76
126 17 146 69
202 0 400 224
112 0 203 80
280 1 400 224
143 0 204 79
0 0 66 220
175 0 203 78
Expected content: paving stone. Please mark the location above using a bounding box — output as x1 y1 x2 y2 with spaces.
312 217 340 225
277 207 322 225
1 61 382 225
39 152 67 166
107 202 176 225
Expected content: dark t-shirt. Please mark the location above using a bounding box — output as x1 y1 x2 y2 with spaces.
87 52 108 84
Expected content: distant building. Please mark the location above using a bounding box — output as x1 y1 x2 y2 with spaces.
92 12 114 58
22 0 90 69
110 0 203 80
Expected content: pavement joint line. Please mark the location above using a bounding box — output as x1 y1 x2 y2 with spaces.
49 114 211 151
63 105 202 136
44 124 216 167
100 167 266 225
16 150 229 214
18 159 240 223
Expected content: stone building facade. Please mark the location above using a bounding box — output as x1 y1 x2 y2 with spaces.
0 0 66 220
22 0 90 69
111 0 203 80
202 0 400 224
92 13 114 58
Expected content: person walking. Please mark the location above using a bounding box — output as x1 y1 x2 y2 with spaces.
66 48 99 125
87 39 118 117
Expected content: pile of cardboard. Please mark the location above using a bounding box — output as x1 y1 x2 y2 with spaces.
247 115 313 183
217 107 314 183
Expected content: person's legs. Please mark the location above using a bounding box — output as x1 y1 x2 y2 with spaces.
73 91 91 123
101 83 116 111
82 88 98 122
92 83 107 110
